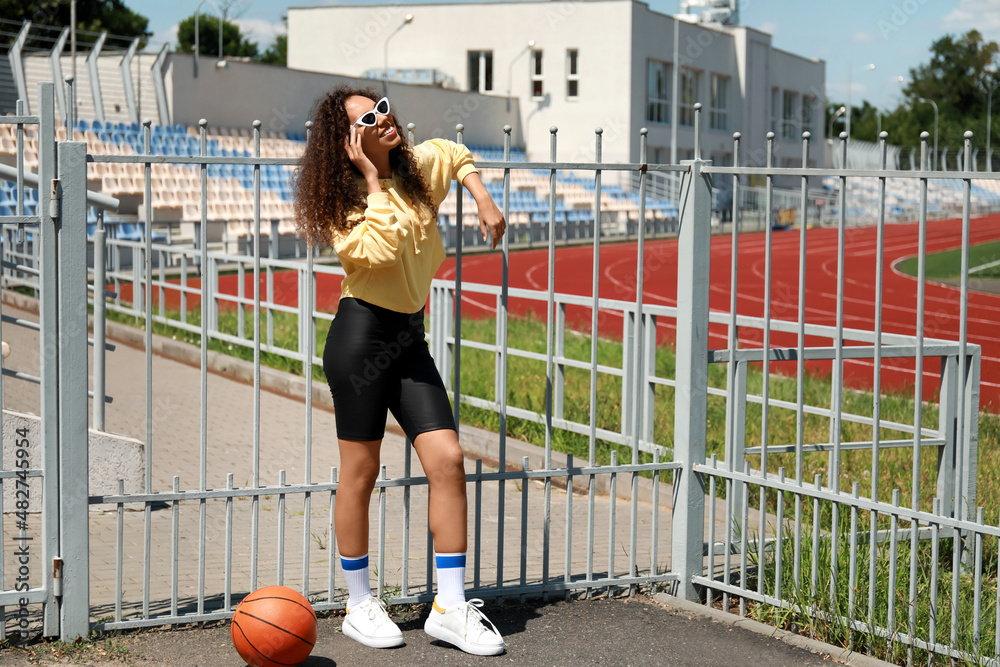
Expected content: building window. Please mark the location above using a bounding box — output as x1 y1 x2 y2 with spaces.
467 50 493 93
566 49 579 98
709 74 728 131
531 49 544 98
782 90 799 139
801 95 815 137
646 60 670 124
680 68 700 126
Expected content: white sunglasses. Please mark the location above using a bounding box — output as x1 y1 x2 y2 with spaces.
353 97 391 127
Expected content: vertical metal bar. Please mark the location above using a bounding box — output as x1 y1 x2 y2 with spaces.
140 117 153 623
726 134 743 569
973 506 984 652
739 461 751 617
564 454 574 600
543 126 557 596
929 497 940 660
171 476 180 618
672 119 711 601
453 124 464 434
302 260 315 599
251 120 263 591
651 448 661 589
197 118 209 619
225 473 233 611
57 138 91 639
608 450 618 586
794 133 810 595
377 465 386 599
888 489 900 641
811 474 821 599
93 210 107 430
707 456 717 605
278 470 287 586
329 468 337 604
629 127 649 595
829 133 848 490
520 456 529 601
775 468 785 601
868 132 888 635
402 436 411 598
761 132 774 480
589 128 603 471
848 483 859 649
474 459 482 591
756 483 766 599
496 126 512 591
114 479 125 625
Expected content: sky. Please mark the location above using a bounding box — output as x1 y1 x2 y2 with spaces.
132 0 1000 112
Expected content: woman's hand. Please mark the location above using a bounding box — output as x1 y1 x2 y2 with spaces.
462 172 506 249
345 126 380 191
478 197 506 249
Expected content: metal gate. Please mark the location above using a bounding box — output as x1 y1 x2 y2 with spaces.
1 82 118 641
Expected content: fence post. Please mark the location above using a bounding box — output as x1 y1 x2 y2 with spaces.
671 156 712 601
36 81 62 637
56 139 92 639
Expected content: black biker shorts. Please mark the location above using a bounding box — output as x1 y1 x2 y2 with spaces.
323 297 455 442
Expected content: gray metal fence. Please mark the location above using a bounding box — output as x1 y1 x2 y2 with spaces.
0 83 995 667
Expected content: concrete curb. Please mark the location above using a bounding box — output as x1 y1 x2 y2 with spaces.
651 593 897 667
1 288 672 506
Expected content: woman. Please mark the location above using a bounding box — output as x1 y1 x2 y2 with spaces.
293 85 507 656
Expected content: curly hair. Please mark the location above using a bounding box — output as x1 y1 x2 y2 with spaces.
292 85 436 248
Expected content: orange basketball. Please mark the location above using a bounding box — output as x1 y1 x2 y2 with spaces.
231 585 318 667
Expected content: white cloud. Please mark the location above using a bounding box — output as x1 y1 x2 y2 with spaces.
759 21 779 37
942 0 1000 40
151 24 179 49
853 31 874 44
233 18 286 46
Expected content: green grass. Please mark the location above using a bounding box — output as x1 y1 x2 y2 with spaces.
897 240 1000 281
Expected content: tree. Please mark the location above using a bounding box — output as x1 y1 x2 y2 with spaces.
887 30 999 150
260 34 286 66
0 0 151 49
259 13 287 66
176 13 258 60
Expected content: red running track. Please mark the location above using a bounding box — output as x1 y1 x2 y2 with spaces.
130 215 1000 411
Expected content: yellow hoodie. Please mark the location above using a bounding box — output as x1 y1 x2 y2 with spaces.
332 138 478 314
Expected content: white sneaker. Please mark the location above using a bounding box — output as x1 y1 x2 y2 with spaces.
342 596 404 648
424 597 506 656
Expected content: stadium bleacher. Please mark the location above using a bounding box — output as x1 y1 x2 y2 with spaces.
1 120 680 257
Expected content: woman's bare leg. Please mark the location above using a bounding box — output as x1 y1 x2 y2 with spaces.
334 438 383 557
413 428 467 552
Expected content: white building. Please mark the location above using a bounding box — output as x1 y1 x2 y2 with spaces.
287 0 826 171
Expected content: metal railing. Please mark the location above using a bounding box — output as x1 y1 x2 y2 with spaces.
0 86 995 667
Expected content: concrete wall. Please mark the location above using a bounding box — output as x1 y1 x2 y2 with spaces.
167 52 523 148
2 410 144 512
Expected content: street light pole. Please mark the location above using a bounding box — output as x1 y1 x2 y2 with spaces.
506 40 535 112
383 14 414 94
194 0 225 79
917 97 938 170
828 105 846 141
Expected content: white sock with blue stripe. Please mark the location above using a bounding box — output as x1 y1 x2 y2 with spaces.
341 553 372 608
435 552 467 608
